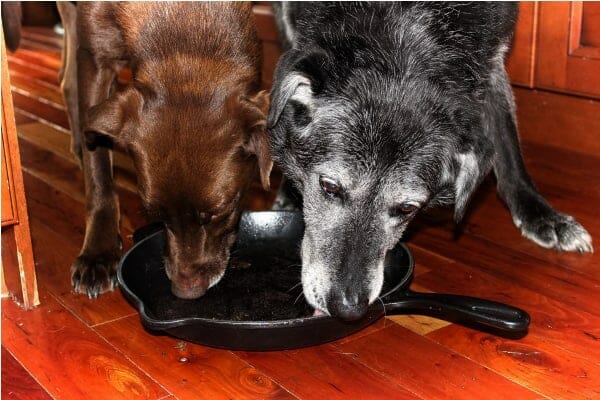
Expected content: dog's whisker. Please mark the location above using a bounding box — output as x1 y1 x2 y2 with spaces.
293 291 305 305
286 281 302 293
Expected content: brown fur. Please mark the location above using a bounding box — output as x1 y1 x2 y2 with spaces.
57 2 272 298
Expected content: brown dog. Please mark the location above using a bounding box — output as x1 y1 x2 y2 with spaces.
56 2 272 298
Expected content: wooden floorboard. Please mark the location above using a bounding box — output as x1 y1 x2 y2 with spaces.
335 324 545 400
2 292 169 399
3 26 599 400
94 316 299 400
236 342 425 399
1 347 53 400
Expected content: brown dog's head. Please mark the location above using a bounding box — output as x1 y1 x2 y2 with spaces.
84 84 272 299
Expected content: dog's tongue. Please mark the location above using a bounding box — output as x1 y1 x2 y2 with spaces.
313 309 326 317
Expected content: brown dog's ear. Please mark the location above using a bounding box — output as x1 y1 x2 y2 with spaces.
238 90 273 191
84 86 142 150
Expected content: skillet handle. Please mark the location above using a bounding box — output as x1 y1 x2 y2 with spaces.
385 292 530 333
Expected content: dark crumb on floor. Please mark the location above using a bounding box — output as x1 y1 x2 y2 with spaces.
139 244 313 321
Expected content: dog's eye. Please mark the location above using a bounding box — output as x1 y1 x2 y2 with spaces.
319 176 341 198
389 203 419 217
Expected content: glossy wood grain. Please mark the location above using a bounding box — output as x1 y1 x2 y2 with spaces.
2 292 169 399
536 2 600 98
336 324 542 400
506 2 538 87
2 24 598 400
95 315 297 400
514 88 600 157
1 347 52 400
237 342 423 399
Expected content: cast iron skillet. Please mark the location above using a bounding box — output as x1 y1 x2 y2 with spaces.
118 211 529 351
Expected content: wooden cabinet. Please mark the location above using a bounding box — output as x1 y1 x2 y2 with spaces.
506 1 600 99
1 34 39 309
505 2 539 88
503 2 600 157
536 2 600 98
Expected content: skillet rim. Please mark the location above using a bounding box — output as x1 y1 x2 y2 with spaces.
117 212 414 331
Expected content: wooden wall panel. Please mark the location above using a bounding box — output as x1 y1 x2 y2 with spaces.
506 2 538 88
514 87 600 156
536 2 600 98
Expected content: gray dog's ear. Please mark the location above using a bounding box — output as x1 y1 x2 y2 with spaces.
84 86 142 150
268 50 330 129
268 72 313 129
453 140 494 222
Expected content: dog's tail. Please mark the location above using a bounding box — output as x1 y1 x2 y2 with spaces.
2 2 23 52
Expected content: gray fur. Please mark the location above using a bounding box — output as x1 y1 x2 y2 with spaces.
269 2 593 320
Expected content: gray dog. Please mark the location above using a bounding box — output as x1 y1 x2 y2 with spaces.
268 2 592 320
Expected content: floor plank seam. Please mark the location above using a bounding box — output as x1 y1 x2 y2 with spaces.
326 340 426 400
13 108 70 135
19 38 63 52
2 344 57 400
329 327 548 400
411 234 595 282
11 69 62 93
90 322 177 400
91 313 139 329
21 165 87 205
7 55 60 76
11 85 65 110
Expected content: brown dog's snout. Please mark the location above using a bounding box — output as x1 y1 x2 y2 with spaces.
167 257 226 300
168 263 213 299
170 277 208 300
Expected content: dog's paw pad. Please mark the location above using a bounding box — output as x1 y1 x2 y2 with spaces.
520 214 593 253
71 254 119 298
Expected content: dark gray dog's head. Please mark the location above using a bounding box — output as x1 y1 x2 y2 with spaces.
268 50 494 320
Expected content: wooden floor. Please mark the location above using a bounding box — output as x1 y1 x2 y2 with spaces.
2 27 600 400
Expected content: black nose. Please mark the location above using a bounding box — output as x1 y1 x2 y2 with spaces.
327 295 369 321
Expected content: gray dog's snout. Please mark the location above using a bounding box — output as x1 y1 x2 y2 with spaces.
327 292 369 321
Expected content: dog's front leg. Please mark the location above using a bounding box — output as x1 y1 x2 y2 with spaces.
70 47 121 298
484 66 592 253
57 2 82 164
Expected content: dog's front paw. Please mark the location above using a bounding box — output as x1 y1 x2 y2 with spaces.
71 253 120 298
516 212 593 253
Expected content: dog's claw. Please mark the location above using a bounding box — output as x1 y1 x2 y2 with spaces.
72 277 80 293
71 253 119 298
